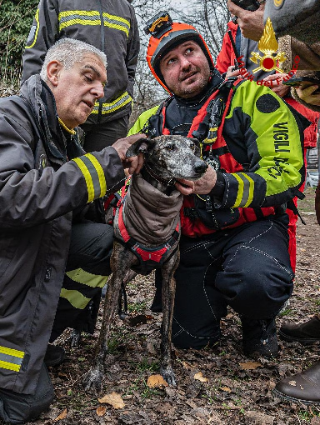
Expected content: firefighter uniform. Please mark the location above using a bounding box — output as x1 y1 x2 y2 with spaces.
0 75 126 397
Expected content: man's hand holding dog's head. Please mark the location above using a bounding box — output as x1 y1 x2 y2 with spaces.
175 165 217 196
112 134 146 175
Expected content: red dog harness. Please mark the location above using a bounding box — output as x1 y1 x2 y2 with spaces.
115 198 180 275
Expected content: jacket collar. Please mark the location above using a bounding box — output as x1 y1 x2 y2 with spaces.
20 75 85 164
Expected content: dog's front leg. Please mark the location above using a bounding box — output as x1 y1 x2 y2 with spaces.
83 242 131 391
160 249 180 386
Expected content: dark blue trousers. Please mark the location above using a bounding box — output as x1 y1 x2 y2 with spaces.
171 215 294 349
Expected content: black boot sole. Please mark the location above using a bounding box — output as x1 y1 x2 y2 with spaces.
279 330 320 346
273 388 320 405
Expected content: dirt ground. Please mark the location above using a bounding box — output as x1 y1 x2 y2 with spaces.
7 187 320 425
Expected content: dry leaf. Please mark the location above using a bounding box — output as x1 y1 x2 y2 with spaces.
96 405 107 417
98 392 125 409
54 408 67 421
289 380 297 387
147 374 169 388
194 372 208 382
220 386 232 392
239 361 262 370
182 361 193 370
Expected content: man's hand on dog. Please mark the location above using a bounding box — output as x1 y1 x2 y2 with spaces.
175 165 217 195
112 134 146 175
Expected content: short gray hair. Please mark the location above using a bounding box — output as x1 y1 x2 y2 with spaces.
40 38 107 81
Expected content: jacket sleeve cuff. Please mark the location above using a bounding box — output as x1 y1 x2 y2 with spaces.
210 171 226 204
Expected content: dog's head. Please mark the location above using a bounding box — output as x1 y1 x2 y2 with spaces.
126 135 207 181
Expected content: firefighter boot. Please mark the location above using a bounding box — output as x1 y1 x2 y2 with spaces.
279 315 320 345
241 316 278 358
0 363 54 424
274 361 320 405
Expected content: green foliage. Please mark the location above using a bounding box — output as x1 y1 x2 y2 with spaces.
0 0 38 83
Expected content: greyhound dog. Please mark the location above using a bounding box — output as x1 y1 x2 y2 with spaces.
83 135 208 390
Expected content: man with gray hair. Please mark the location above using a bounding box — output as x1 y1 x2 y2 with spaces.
0 38 144 424
22 0 140 153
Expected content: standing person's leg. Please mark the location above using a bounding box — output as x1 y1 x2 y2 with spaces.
215 215 294 358
81 116 129 152
50 221 114 342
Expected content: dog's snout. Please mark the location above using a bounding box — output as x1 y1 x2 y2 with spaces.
194 160 208 174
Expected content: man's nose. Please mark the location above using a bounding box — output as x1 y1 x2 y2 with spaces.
92 82 105 99
180 56 191 69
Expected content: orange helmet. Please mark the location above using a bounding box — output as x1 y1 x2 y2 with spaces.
145 12 215 93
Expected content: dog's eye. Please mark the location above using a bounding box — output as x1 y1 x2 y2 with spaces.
165 143 175 151
189 142 195 152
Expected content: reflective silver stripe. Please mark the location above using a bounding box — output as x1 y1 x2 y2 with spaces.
59 11 130 36
103 13 130 36
72 153 107 203
233 173 251 207
92 92 132 115
0 346 24 372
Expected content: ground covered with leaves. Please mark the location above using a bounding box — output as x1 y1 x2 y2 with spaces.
13 188 320 424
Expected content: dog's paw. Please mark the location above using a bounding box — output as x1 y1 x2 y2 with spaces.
160 366 177 387
83 365 104 392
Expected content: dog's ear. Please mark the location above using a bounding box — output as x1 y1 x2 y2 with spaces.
126 137 156 158
188 137 201 157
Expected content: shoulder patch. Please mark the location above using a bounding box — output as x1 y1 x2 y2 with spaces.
256 94 280 113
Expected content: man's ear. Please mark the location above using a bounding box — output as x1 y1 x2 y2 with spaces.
46 60 63 87
126 137 156 158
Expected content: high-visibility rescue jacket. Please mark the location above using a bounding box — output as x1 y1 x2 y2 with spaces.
0 75 126 395
129 78 305 238
21 0 140 124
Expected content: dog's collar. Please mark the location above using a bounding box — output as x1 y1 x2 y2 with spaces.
143 163 176 187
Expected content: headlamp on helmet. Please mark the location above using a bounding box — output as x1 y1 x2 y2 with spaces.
144 11 173 38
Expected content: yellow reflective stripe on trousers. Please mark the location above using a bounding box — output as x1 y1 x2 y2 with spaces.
66 268 108 289
92 92 132 115
58 10 130 36
0 346 24 372
60 288 91 310
72 153 107 203
232 173 254 208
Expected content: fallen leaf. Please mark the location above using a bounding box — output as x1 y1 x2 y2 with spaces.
54 408 67 421
182 361 193 370
194 372 208 382
96 405 107 417
147 374 169 388
98 392 125 409
239 361 262 370
289 380 297 387
220 386 232 393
